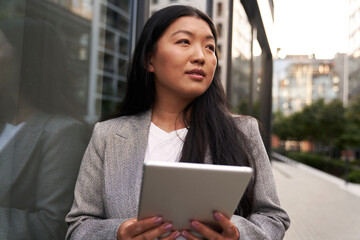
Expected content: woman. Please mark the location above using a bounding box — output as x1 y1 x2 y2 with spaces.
66 5 290 240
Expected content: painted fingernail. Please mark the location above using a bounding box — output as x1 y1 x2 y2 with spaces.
174 232 181 238
181 231 189 238
164 223 173 230
214 212 222 221
154 217 162 224
190 220 199 229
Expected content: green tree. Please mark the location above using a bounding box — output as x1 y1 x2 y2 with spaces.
318 99 345 157
300 99 324 141
234 98 260 119
318 100 345 145
339 97 360 150
273 99 347 157
273 111 292 140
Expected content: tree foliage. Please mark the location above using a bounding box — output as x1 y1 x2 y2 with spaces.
339 97 360 149
272 98 354 151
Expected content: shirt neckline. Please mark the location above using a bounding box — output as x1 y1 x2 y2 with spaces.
150 122 188 137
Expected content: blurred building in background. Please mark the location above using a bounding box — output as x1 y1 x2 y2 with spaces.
349 0 360 101
273 54 347 115
149 0 207 15
87 0 132 122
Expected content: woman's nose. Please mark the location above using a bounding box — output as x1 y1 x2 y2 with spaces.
190 45 205 65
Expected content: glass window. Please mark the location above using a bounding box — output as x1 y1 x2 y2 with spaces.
230 1 253 116
217 2 223 16
217 23 223 37
0 0 133 238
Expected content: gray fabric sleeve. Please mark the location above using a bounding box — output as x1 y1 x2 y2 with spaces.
231 117 290 240
65 123 125 240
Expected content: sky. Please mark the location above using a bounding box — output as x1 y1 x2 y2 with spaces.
273 0 349 59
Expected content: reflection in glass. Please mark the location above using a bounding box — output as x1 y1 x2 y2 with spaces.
0 15 90 240
0 0 133 238
231 1 252 115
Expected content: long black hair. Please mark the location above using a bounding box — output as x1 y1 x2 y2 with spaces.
119 5 255 218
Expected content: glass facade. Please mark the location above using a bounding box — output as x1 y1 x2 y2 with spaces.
349 0 360 99
230 1 264 120
230 0 252 114
0 0 132 238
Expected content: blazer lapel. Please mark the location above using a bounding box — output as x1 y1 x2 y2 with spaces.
112 110 152 216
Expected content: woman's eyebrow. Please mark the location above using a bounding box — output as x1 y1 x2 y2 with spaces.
171 30 215 41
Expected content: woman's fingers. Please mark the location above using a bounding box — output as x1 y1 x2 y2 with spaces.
213 212 239 238
182 212 239 240
189 220 219 239
118 212 239 240
125 216 163 236
180 230 202 240
117 218 139 239
118 216 175 239
133 222 175 240
159 230 182 240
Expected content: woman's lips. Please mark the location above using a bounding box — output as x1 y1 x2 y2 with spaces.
185 69 206 80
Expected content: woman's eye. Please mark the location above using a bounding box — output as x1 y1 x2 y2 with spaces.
176 39 190 44
206 45 215 52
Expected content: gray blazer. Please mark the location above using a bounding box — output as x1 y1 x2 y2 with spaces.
66 110 290 240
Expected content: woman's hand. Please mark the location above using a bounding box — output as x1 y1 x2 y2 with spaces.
181 212 240 240
117 217 181 240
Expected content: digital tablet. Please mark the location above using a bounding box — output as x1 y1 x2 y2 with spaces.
137 161 253 232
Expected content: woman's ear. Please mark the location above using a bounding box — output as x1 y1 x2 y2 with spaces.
145 53 155 72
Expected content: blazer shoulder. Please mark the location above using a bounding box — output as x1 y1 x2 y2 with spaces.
231 114 259 136
94 115 132 137
95 111 151 138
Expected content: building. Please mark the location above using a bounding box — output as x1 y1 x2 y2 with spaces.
273 54 346 115
86 0 133 122
236 0 275 151
149 0 207 15
349 0 360 101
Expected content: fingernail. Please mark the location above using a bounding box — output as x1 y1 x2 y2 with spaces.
190 220 199 229
174 232 181 238
214 212 222 221
164 223 173 230
154 217 162 224
181 231 189 238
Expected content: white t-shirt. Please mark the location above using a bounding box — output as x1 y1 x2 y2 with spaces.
144 122 188 163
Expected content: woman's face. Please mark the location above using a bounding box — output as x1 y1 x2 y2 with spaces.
148 16 217 103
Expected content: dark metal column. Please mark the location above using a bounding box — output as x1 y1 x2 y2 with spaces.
260 52 273 153
207 0 213 18
134 0 149 42
226 0 234 103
